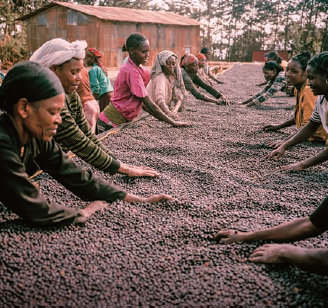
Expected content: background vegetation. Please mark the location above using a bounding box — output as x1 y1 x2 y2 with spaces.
0 0 327 67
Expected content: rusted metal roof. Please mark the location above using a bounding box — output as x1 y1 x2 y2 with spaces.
18 1 202 26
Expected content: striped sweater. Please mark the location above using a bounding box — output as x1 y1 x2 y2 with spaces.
54 92 120 174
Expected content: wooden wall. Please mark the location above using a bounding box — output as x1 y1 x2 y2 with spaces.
25 6 200 68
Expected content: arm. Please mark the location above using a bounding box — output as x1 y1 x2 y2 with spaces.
55 99 120 174
264 117 295 131
193 73 224 99
267 120 320 159
208 71 224 84
214 217 320 244
0 141 85 226
249 245 328 274
245 75 286 106
141 96 187 127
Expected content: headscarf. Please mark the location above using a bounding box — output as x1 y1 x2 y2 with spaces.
180 53 198 68
151 50 185 99
195 53 206 61
30 38 87 67
86 48 106 73
263 61 283 73
0 61 64 113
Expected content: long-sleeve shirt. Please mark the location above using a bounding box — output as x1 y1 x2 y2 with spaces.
0 114 126 226
181 68 222 101
89 64 113 98
248 71 286 105
54 92 120 174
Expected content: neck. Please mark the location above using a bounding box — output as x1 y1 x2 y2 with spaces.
295 80 306 91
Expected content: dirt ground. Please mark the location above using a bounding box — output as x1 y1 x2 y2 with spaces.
1 63 328 306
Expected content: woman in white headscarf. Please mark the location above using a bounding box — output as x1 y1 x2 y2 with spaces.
146 50 185 119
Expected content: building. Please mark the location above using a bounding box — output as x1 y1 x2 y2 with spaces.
252 50 291 62
19 1 201 68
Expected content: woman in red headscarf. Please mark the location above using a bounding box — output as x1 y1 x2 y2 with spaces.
180 53 229 105
85 48 113 112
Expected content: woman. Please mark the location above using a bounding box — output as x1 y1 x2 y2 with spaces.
180 53 229 105
267 52 328 171
146 50 185 119
85 48 114 112
195 53 214 86
264 51 327 148
0 62 174 226
98 33 188 131
241 61 286 107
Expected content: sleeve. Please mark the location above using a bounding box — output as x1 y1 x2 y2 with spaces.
182 70 207 100
300 89 317 127
193 74 222 98
38 140 127 203
0 141 84 226
310 97 323 124
250 75 286 105
55 101 120 174
310 196 328 231
89 67 100 95
152 74 167 106
129 69 148 98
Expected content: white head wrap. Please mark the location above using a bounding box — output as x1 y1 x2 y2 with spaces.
30 38 87 67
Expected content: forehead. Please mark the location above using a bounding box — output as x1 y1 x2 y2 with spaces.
138 40 150 49
287 59 302 69
166 56 176 63
262 68 274 73
61 58 83 70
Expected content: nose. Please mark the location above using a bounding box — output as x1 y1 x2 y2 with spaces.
55 113 62 125
76 71 82 82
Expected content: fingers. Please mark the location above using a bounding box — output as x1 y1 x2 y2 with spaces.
145 194 175 203
83 200 108 216
212 230 231 241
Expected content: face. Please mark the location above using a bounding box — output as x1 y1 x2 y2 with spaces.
203 51 211 60
285 60 307 87
23 94 65 142
84 53 95 67
186 61 199 74
306 65 328 96
130 40 150 66
197 58 206 68
52 58 83 94
162 56 176 76
262 68 277 82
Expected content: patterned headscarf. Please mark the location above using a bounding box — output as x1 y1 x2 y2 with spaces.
151 50 185 99
86 48 106 73
180 53 198 67
30 38 87 67
195 53 206 61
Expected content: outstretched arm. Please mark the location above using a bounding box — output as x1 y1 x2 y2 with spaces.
267 120 320 159
213 217 320 244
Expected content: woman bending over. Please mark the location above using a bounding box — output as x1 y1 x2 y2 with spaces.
146 50 185 119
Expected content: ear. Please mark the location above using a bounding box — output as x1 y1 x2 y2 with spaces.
16 98 30 119
49 65 58 73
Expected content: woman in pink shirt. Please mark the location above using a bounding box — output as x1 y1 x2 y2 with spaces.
98 33 188 132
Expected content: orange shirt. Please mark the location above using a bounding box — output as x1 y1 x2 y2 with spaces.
76 67 95 104
294 83 327 142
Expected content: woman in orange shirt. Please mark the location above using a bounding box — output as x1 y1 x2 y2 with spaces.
264 51 327 147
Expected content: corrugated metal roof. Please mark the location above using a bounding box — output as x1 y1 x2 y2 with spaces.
18 1 202 26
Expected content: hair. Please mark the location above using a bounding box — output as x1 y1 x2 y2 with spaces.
291 50 311 71
122 33 147 52
307 52 328 78
267 51 282 64
0 61 64 114
200 47 210 54
263 61 283 74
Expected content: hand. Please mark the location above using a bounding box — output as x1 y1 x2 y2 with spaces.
170 111 181 120
119 163 159 177
124 193 177 203
263 124 280 132
172 121 191 128
266 146 285 159
80 201 108 218
267 139 284 149
249 244 300 264
280 161 306 171
213 230 244 244
216 99 230 106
